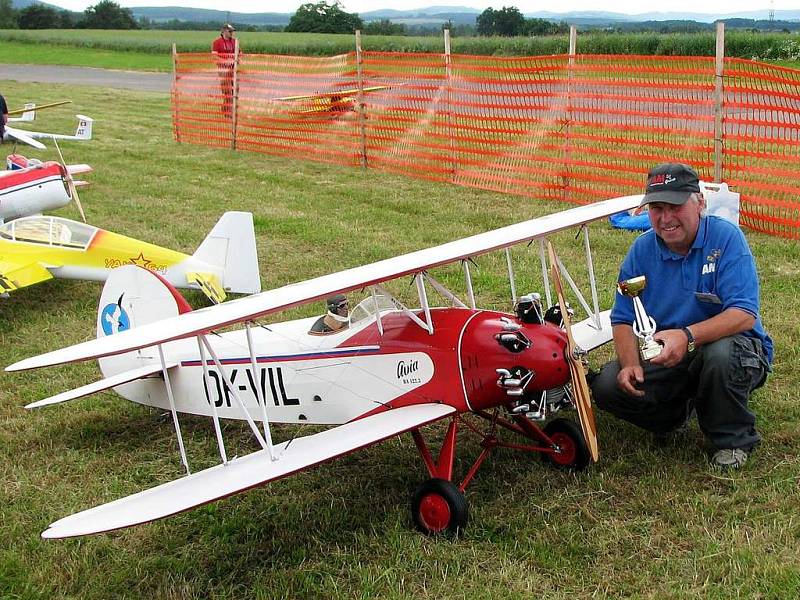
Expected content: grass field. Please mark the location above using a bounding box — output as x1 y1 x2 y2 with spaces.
0 77 799 600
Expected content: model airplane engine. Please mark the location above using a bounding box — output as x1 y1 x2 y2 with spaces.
458 311 570 413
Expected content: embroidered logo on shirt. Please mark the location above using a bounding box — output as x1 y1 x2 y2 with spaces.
706 249 722 262
702 262 716 275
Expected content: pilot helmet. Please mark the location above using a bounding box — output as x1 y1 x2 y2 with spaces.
326 294 349 322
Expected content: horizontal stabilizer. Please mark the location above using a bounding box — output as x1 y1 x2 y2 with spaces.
25 361 177 409
42 403 455 538
66 164 92 176
0 260 54 294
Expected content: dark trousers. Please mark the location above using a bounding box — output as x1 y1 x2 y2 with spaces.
591 335 768 451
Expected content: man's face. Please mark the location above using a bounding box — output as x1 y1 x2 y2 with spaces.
333 300 349 317
222 28 234 39
647 195 704 255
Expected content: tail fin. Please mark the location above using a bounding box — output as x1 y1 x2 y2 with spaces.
73 115 93 140
19 103 36 122
97 265 192 378
191 211 261 296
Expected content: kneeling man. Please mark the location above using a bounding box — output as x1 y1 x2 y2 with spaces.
592 163 772 469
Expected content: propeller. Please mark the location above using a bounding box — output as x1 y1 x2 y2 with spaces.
52 138 86 223
546 240 599 462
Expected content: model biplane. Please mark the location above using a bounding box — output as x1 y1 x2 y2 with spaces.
8 195 643 539
0 211 261 303
275 85 394 116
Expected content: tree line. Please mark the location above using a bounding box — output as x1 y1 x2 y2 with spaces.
0 0 137 29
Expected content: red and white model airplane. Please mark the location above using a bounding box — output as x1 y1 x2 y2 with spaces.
1 154 92 223
8 194 643 539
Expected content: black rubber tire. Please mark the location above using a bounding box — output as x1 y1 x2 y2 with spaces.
541 418 591 471
411 477 468 535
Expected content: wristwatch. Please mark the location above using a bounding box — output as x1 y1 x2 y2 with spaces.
682 327 696 353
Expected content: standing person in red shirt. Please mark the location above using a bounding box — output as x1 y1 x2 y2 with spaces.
212 24 238 119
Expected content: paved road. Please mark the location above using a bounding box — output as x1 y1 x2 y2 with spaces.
1 64 170 93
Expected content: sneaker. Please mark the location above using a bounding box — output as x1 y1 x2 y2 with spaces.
711 448 748 469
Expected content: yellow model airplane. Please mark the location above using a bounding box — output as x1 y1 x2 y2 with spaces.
0 212 261 303
275 85 394 115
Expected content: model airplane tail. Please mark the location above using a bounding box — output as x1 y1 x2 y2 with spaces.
190 211 261 297
47 115 93 142
96 265 191 381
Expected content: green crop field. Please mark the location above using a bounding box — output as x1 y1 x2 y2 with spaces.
1 28 800 71
0 74 798 599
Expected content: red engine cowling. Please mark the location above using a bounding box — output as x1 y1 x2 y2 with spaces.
459 312 570 412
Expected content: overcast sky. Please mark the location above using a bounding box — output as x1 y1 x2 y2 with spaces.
53 2 798 16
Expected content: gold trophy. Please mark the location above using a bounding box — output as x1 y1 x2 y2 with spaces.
617 276 663 361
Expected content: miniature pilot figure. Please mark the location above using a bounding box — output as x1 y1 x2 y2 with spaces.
309 294 350 334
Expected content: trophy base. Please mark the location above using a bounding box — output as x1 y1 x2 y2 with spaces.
640 340 663 361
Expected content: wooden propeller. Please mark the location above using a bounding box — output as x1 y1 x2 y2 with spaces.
546 240 599 462
52 138 86 223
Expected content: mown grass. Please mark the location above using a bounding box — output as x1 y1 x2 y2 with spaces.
0 79 798 599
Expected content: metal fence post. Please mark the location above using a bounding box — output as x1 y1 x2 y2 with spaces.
714 22 725 182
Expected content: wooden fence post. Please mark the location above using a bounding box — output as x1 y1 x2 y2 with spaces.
355 30 368 169
561 25 577 202
714 21 725 183
231 38 240 150
444 27 454 180
172 43 180 143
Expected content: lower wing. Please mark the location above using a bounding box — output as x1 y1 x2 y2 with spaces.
42 403 456 538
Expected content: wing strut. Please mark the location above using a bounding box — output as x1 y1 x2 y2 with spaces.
198 336 229 465
582 225 603 330
538 239 552 308
462 259 476 309
159 345 190 475
422 272 467 308
374 283 430 332
246 322 275 460
369 286 384 335
414 273 433 335
505 248 517 305
200 335 270 451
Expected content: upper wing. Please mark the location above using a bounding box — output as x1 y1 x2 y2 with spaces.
7 195 642 371
0 260 54 294
41 403 455 538
3 126 47 150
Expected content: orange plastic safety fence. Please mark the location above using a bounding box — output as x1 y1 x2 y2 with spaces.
173 51 800 239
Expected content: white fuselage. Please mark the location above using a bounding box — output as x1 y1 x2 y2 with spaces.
101 312 435 426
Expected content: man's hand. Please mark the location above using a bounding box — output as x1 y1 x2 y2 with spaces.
617 364 645 396
651 328 688 368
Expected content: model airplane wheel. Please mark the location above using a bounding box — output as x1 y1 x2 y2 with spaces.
541 418 591 471
411 478 468 535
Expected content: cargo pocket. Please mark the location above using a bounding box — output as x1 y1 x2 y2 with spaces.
729 336 767 394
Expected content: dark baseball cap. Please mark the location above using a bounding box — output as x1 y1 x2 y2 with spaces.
222 23 236 31
639 162 701 208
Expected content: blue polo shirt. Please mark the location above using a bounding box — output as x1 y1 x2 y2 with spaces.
611 215 773 363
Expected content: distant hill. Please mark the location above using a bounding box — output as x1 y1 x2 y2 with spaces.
8 3 800 29
130 7 289 27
